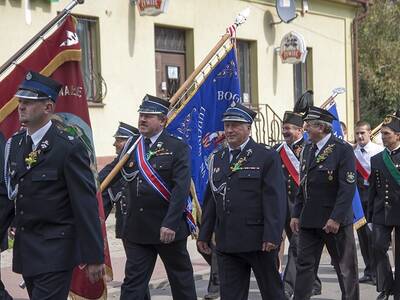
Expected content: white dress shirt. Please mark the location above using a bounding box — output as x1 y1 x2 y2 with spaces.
27 120 52 151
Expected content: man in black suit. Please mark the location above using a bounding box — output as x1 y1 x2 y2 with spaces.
0 71 104 300
198 103 287 300
354 120 383 285
290 106 359 300
0 132 13 300
112 95 196 300
275 111 321 299
368 110 400 300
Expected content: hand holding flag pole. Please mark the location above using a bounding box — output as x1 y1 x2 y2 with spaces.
100 7 251 193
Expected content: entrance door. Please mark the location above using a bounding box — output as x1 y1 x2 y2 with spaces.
155 27 186 100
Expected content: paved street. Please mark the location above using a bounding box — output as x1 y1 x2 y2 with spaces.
1 213 392 299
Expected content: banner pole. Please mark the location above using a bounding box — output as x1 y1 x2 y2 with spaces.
0 0 85 76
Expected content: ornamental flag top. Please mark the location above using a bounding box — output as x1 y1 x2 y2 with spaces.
279 31 308 64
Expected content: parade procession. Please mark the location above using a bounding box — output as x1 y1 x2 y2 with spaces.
0 0 399 300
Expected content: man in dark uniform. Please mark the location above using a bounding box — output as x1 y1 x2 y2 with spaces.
275 111 321 299
354 120 383 285
106 95 197 300
290 106 359 300
368 110 400 300
0 132 13 300
198 103 287 300
99 122 139 239
99 122 151 300
0 71 104 300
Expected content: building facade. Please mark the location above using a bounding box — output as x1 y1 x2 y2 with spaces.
0 0 359 160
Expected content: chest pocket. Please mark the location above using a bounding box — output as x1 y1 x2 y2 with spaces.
238 169 261 190
314 164 336 183
32 169 58 181
152 157 172 172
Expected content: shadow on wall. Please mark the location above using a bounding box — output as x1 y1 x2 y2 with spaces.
128 0 136 57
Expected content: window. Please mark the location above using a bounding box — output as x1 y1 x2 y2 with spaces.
236 40 252 103
74 15 102 103
293 47 313 103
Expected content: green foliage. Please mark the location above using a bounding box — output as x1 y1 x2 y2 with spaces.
358 0 400 127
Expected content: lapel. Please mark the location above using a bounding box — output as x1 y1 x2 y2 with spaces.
220 147 230 176
18 124 54 178
380 151 400 188
227 138 255 176
309 135 335 170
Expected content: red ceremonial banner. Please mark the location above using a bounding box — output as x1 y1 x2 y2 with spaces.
0 15 112 299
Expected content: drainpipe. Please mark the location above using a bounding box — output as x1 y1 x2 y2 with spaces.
352 0 369 122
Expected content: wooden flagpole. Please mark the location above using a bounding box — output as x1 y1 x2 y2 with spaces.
100 7 250 192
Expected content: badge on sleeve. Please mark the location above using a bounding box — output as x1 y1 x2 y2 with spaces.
346 171 356 183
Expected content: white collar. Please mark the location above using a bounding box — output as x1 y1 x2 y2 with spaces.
387 143 400 153
27 120 52 149
148 130 163 147
228 137 250 153
291 136 303 147
356 141 383 153
316 133 331 151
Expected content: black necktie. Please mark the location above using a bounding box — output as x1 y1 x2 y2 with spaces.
144 138 151 152
230 149 241 163
308 144 317 167
360 147 366 154
24 135 33 158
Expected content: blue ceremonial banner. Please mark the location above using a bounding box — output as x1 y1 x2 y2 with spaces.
167 46 241 205
326 101 366 229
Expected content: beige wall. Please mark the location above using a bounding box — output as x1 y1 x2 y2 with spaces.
0 0 357 156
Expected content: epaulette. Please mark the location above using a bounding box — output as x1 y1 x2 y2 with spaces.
336 138 346 145
260 143 272 150
55 128 76 142
169 134 183 141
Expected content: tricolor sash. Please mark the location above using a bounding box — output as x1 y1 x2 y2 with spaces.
278 143 300 186
382 149 400 186
355 150 370 182
135 137 197 233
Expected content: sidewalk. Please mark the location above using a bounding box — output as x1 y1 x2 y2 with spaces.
0 213 209 300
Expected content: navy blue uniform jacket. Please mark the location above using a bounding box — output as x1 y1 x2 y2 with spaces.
199 138 287 253
0 123 104 277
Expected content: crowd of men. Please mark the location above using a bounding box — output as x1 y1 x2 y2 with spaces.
0 72 399 300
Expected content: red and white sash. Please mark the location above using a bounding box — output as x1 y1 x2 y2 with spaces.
354 150 370 181
135 137 196 233
278 143 300 186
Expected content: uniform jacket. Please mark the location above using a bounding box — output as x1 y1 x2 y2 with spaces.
368 150 400 226
293 135 356 228
0 132 11 252
274 138 304 219
199 138 287 253
105 130 191 244
99 167 129 239
0 123 104 277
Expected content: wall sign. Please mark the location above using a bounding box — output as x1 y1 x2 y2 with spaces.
136 0 169 16
279 31 307 64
